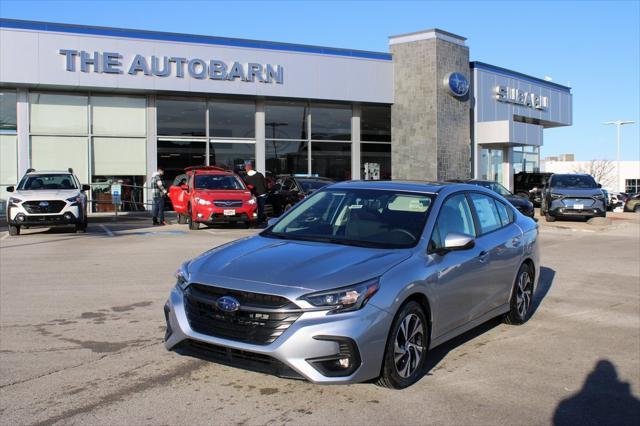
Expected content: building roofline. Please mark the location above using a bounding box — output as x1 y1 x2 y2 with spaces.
470 61 571 92
0 18 393 61
389 28 466 42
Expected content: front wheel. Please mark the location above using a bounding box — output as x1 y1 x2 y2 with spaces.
635 206 640 214
8 225 20 236
545 212 556 222
376 301 428 389
177 214 188 224
187 206 199 230
504 263 534 325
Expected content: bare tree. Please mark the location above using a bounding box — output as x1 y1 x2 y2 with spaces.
572 160 616 188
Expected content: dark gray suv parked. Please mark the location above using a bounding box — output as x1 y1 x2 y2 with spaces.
541 174 606 222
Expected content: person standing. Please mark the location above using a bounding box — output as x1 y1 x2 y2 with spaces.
151 168 168 225
243 161 267 223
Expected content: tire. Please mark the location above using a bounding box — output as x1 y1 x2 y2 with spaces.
8 225 20 236
545 212 556 222
187 206 199 230
504 263 535 325
376 301 429 389
244 221 251 229
177 214 188 224
635 206 640 214
75 222 87 233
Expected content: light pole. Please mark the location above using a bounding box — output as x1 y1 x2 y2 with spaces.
603 120 635 192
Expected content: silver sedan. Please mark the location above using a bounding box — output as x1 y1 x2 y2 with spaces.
164 181 539 388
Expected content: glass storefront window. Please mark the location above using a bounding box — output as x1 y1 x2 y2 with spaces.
0 135 18 213
311 142 351 181
361 143 391 180
266 140 308 176
30 93 88 134
513 146 540 174
479 147 504 184
93 137 146 175
92 96 146 136
157 140 206 183
91 175 145 213
157 99 206 136
0 91 17 131
31 136 89 183
625 179 639 194
361 105 391 142
310 103 351 141
210 142 255 173
265 101 308 140
209 100 255 138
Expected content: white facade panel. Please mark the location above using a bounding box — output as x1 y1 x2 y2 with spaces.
0 28 394 104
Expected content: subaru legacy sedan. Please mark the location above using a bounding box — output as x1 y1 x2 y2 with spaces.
164 181 539 389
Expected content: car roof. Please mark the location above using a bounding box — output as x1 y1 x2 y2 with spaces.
329 180 463 194
278 174 333 181
25 170 74 175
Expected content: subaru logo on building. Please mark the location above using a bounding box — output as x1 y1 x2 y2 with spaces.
444 72 469 97
217 296 240 312
39 201 49 207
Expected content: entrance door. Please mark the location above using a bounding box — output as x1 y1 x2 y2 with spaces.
479 147 505 185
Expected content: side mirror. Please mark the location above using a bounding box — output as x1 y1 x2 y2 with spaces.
82 184 91 191
267 217 279 227
6 186 14 193
442 233 475 252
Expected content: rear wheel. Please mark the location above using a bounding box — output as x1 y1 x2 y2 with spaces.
8 225 20 236
376 301 428 389
177 214 188 224
504 263 534 325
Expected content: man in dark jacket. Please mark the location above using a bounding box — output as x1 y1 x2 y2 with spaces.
243 161 267 223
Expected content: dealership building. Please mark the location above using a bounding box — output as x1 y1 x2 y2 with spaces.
0 19 572 211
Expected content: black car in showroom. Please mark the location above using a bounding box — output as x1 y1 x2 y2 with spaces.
448 179 535 218
268 175 334 216
540 173 606 222
514 172 553 206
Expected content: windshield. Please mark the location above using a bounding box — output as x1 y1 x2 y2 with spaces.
194 174 245 190
17 174 78 190
550 175 597 189
298 179 332 193
263 188 434 248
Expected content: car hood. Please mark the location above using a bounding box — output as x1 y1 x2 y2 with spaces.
187 235 412 297
505 195 532 208
550 188 602 197
12 189 80 201
193 189 252 200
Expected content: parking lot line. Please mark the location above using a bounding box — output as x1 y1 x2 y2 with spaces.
98 224 115 237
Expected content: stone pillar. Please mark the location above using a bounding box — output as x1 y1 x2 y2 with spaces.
390 29 471 181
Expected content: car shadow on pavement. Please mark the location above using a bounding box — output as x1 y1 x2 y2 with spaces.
553 359 640 426
418 266 556 382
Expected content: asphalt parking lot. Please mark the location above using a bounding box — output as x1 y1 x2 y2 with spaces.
1 213 639 425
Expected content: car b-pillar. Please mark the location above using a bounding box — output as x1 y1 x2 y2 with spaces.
389 29 471 181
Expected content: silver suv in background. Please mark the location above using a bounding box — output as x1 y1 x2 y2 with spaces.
6 169 90 236
164 181 540 388
541 173 606 222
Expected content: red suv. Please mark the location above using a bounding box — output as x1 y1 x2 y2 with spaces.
168 166 258 230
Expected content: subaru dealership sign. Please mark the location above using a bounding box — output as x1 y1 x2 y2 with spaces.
59 50 284 83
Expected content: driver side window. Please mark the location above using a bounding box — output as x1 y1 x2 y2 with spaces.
431 194 476 250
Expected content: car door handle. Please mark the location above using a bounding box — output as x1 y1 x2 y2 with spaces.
478 251 489 263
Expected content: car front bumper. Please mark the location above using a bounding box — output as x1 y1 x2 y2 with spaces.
547 199 605 218
193 205 258 224
164 285 392 384
7 204 82 226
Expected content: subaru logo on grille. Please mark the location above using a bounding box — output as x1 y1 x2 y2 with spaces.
219 201 234 206
39 201 49 207
217 296 240 312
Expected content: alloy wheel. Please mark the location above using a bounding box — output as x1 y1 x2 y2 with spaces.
394 313 425 378
516 270 533 317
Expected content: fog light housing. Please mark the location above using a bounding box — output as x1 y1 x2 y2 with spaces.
252 212 257 218
64 212 74 220
197 213 203 218
306 336 361 377
16 214 25 222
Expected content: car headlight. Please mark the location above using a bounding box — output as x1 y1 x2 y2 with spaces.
195 197 211 206
301 278 380 313
8 197 22 205
593 193 605 200
66 195 82 204
247 196 257 205
175 261 191 290
550 193 564 199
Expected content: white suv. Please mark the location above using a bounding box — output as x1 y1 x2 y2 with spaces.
6 169 89 236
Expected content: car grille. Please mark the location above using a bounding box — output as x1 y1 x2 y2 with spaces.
22 200 67 214
561 198 596 208
174 339 303 379
184 284 301 345
214 200 243 208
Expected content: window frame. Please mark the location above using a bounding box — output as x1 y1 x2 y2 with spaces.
466 191 515 237
428 191 478 252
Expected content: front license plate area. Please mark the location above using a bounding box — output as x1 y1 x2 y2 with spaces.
223 209 236 216
573 204 584 210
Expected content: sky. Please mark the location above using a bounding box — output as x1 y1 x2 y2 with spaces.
1 0 638 161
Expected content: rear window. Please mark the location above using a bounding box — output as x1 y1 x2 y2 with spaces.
18 174 78 190
298 179 331 192
194 174 245 190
